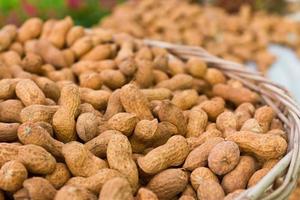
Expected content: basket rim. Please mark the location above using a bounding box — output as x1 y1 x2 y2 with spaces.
142 39 300 200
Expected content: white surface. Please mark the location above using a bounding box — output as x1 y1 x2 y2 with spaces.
266 44 300 102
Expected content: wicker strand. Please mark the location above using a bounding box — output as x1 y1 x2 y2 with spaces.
143 39 300 200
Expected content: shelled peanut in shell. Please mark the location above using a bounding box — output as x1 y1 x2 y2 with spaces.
0 16 291 200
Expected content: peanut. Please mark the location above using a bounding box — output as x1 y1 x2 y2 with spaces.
45 163 71 189
138 135 189 174
190 167 219 190
54 185 97 200
0 122 20 142
108 112 139 136
197 179 225 200
254 105 274 133
99 177 134 200
147 168 188 200
76 112 99 142
186 109 208 138
136 187 158 200
62 141 107 177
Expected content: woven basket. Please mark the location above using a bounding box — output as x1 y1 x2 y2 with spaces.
142 39 300 200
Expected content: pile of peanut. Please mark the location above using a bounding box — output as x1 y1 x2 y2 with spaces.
0 16 288 200
100 0 300 73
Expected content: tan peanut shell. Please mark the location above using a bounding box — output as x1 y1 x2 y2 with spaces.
0 160 27 192
54 185 97 200
15 177 56 200
0 99 24 123
184 137 224 171
147 168 188 200
186 128 223 151
172 89 198 110
221 156 257 194
254 105 275 133
107 134 139 192
100 69 126 89
76 112 99 142
136 187 158 200
84 130 120 158
17 144 56 174
120 83 154 120
204 68 226 85
216 111 237 137
53 84 80 142
197 179 225 200
0 122 19 142
190 167 219 190
158 100 187 136
181 184 197 199
99 177 134 200
197 97 225 120
156 74 193 91
108 112 139 136
241 118 263 133
17 18 43 43
18 122 63 157
79 88 110 110
141 88 172 101
48 16 73 48
21 53 43 74
213 83 260 105
223 189 245 200
226 131 287 160
62 141 107 177
186 57 207 78
20 105 58 123
0 143 19 166
208 141 240 175
33 76 60 101
66 26 84 47
104 89 124 119
66 168 123 194
0 78 19 100
186 109 208 138
45 163 71 189
79 72 103 90
15 79 46 106
138 135 189 174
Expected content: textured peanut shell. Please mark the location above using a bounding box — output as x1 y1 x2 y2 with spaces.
186 109 208 138
0 160 27 192
62 141 107 177
17 18 43 43
241 118 263 133
82 44 112 61
158 100 187 136
226 131 287 160
254 106 274 133
198 97 225 120
223 189 245 200
133 119 158 141
99 177 134 200
79 72 103 90
20 105 58 123
197 179 225 200
134 58 154 88
141 88 172 101
0 143 19 167
18 122 63 157
66 26 84 47
156 74 193 91
213 84 259 105
53 84 80 142
108 112 139 136
247 168 270 188
0 78 19 100
181 184 197 199
17 144 56 174
76 112 99 142
171 89 198 110
15 79 46 106
48 17 73 49
216 111 237 136
84 130 120 158
107 134 139 192
187 128 223 150
33 76 60 101
120 84 153 120
136 187 158 200
45 163 71 189
0 100 24 123
100 69 126 89
190 167 219 190
21 177 56 200
234 103 255 129
104 89 124 119
208 141 240 175
54 185 97 200
66 168 123 194
221 156 257 194
184 137 224 171
79 88 110 110
204 68 226 85
0 122 19 142
138 135 189 174
147 168 188 200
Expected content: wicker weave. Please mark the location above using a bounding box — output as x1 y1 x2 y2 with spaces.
142 39 300 200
